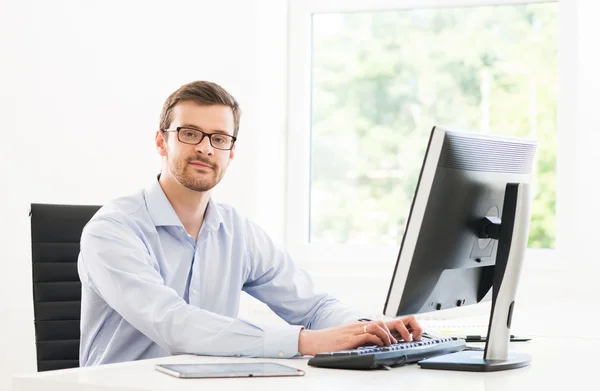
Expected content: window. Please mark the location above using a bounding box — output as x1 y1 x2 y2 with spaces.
288 0 559 265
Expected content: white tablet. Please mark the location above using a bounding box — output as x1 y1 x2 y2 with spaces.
155 362 306 379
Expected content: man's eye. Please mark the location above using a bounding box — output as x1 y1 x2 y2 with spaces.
212 136 226 143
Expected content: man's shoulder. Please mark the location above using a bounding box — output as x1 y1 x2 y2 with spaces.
212 201 240 218
85 190 149 231
212 201 253 230
215 202 268 241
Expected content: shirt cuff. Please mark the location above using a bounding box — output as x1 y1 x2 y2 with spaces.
262 324 304 358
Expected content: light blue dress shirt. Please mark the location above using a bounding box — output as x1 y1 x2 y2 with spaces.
77 178 360 366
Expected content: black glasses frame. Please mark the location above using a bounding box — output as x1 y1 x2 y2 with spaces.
162 127 237 150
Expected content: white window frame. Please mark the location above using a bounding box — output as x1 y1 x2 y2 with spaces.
286 0 576 272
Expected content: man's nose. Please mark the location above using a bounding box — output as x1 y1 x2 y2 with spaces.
195 135 214 155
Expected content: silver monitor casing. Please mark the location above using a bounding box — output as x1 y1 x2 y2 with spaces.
383 126 537 371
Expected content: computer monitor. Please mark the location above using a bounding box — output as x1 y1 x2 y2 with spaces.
383 126 537 372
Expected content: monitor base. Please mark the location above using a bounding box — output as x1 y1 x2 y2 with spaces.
418 351 531 372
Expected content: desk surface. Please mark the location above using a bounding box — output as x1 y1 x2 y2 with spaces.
12 337 592 391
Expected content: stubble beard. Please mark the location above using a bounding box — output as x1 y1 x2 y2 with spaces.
169 156 225 192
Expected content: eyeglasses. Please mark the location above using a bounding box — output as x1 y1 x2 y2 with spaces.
162 127 236 150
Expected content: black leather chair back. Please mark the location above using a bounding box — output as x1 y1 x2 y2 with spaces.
30 203 101 371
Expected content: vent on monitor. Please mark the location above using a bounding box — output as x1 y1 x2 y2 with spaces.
441 132 537 174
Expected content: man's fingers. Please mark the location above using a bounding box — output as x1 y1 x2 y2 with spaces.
408 321 423 341
355 333 384 348
393 321 412 342
404 316 423 341
377 320 397 344
363 322 392 345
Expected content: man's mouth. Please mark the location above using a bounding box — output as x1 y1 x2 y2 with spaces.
189 160 213 169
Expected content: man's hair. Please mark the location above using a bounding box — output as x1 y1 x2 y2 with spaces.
159 81 241 137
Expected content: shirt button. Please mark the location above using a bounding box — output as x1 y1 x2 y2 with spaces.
192 288 197 295
279 352 284 357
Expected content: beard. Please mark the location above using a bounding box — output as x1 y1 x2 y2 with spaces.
169 154 227 192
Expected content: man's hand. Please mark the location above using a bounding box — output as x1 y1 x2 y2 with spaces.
298 316 422 356
384 316 423 343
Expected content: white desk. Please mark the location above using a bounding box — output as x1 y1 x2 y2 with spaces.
12 337 593 391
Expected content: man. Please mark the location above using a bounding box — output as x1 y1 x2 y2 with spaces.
78 80 422 366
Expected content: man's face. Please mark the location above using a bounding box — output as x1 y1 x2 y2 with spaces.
156 101 235 192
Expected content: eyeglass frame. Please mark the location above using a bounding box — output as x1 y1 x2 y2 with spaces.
161 126 237 150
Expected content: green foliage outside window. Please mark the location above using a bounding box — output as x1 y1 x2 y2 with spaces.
310 4 557 248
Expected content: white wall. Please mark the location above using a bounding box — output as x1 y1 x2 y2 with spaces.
0 0 288 388
572 0 600 263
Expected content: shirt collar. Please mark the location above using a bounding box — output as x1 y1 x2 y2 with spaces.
144 176 223 231
203 197 223 231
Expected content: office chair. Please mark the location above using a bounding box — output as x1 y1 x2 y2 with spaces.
30 203 101 371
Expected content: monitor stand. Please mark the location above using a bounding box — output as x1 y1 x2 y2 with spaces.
419 183 532 372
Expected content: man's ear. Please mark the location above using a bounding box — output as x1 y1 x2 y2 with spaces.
229 144 236 161
156 130 168 157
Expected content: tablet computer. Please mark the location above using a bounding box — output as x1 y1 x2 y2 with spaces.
155 362 305 379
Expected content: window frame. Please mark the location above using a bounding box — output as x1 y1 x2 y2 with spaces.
286 0 574 271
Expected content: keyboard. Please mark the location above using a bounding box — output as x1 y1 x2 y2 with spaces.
307 335 466 370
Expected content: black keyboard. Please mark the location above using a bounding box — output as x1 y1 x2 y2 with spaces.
307 336 466 370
